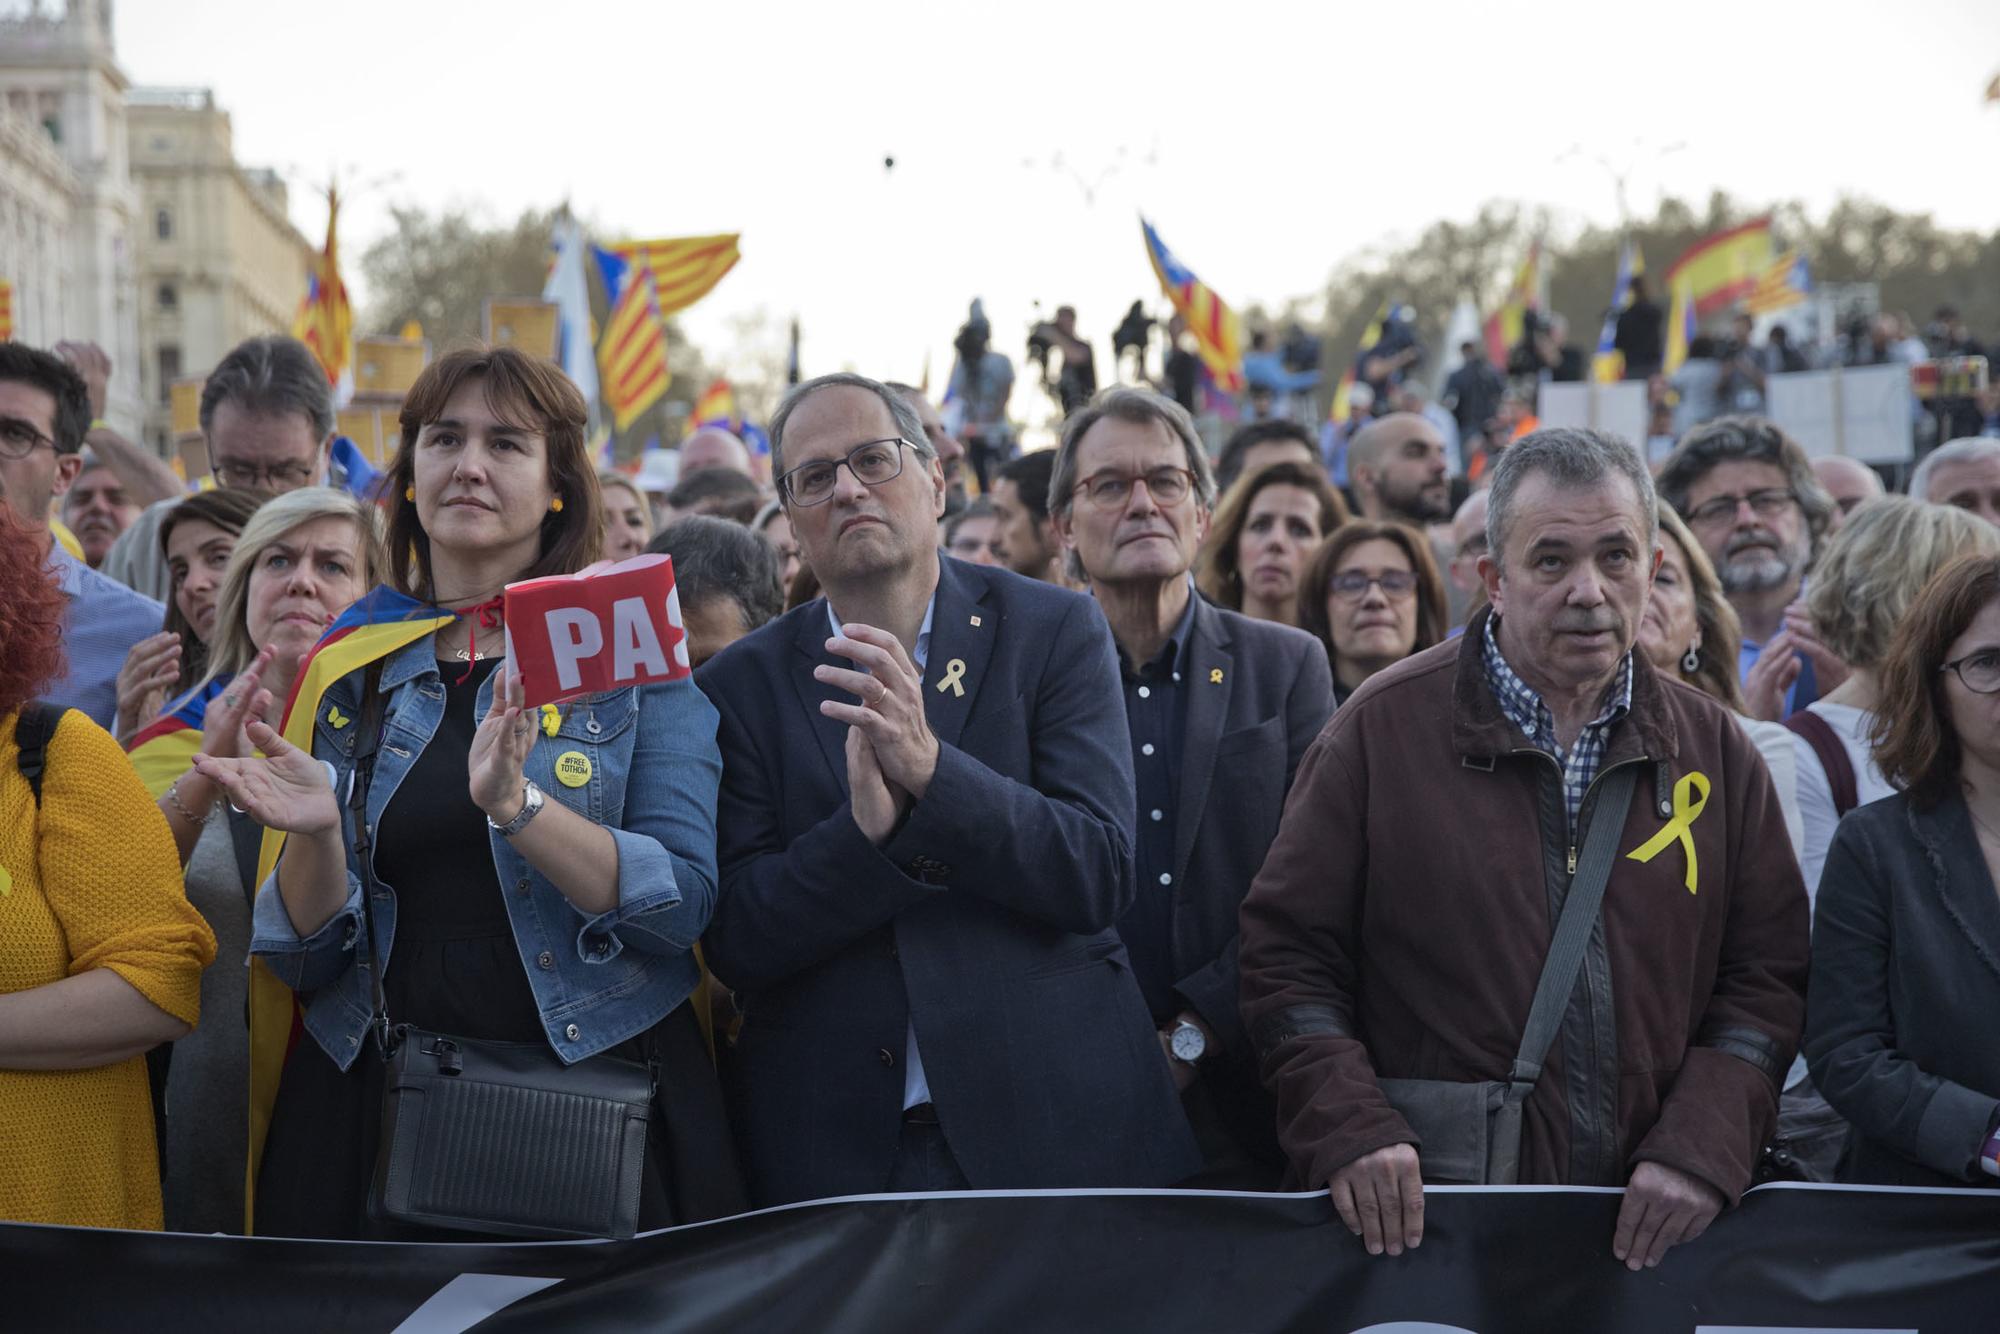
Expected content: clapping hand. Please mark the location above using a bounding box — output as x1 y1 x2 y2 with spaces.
190 717 339 837
816 625 940 800
1741 629 1803 721
115 632 181 741
199 646 277 761
469 669 536 823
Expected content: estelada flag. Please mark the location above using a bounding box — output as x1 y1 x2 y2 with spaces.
243 586 455 1231
1141 218 1246 395
125 676 232 798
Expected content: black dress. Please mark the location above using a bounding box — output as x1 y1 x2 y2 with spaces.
255 659 745 1239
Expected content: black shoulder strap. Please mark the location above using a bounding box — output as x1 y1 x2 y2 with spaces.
1785 708 1858 817
350 665 396 1049
1505 763 1639 1098
15 701 63 808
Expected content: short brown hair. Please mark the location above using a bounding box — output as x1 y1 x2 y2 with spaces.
1297 520 1448 675
1871 553 2000 809
385 346 601 599
1195 460 1351 608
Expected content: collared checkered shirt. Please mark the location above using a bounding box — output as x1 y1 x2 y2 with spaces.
1481 615 1633 836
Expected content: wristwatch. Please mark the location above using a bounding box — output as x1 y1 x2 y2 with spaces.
1169 1019 1208 1065
487 779 545 838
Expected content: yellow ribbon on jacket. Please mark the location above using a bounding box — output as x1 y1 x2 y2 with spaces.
1626 770 1710 895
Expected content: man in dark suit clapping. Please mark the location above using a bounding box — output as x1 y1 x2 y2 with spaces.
698 373 1198 1206
1051 387 1335 1184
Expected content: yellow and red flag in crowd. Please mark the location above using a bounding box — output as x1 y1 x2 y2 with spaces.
591 246 672 433
290 187 354 400
1744 250 1812 317
1664 218 1774 322
1332 300 1387 425
0 278 12 341
1483 241 1542 365
609 235 741 320
1140 218 1245 394
686 378 736 437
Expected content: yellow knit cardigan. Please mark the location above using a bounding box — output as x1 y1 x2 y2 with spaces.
0 708 216 1230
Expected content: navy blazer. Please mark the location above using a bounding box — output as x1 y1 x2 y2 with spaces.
699 558 1200 1205
1153 599 1333 1166
1807 791 2000 1187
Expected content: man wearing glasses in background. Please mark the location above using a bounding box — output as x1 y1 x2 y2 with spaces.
0 343 162 729
1050 387 1333 1184
1657 417 1840 720
100 336 334 603
697 372 1197 1205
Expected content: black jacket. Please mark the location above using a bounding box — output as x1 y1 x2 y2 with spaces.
1806 791 2000 1186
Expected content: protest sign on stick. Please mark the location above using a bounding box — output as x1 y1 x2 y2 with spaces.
504 553 690 707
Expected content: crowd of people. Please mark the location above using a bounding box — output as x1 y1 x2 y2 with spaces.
0 312 1997 1277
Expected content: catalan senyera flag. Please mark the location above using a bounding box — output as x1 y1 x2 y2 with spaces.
609 234 741 321
1663 218 1774 322
243 586 457 1232
591 245 672 434
0 278 13 342
1483 241 1542 365
125 676 232 798
1141 218 1245 395
1332 300 1388 425
686 378 736 437
1664 280 1699 375
1744 250 1812 317
290 187 354 402
1591 240 1646 383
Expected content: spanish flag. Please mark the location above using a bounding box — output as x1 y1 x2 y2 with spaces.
1663 218 1774 322
244 586 455 1232
125 675 232 798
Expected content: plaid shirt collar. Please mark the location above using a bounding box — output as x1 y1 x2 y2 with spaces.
1480 613 1633 763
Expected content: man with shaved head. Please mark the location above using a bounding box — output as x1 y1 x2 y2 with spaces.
1810 456 1883 532
681 425 754 478
1348 412 1451 526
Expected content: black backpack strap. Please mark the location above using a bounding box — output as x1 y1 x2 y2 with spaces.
14 701 62 807
1785 708 1858 817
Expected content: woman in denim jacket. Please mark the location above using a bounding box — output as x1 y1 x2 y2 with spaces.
196 346 745 1238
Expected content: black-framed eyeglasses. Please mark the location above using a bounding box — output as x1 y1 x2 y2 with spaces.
1687 488 1796 528
778 438 914 507
0 415 57 461
1072 466 1195 511
1941 650 2000 695
1328 569 1419 602
213 458 317 490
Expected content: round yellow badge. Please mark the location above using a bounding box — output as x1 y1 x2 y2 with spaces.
554 751 593 788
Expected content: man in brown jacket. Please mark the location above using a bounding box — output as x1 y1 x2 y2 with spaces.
1239 427 1808 1272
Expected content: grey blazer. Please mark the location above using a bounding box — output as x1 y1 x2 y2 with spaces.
1806 790 2000 1186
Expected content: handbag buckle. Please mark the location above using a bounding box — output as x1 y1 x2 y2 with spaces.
423 1035 463 1076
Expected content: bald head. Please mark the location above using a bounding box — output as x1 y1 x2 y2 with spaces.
681 427 753 477
1350 411 1451 524
1451 488 1489 554
1811 456 1883 530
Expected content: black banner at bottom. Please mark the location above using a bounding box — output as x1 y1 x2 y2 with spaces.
4 1184 1997 1332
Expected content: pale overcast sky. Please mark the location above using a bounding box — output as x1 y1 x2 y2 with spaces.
117 0 1999 426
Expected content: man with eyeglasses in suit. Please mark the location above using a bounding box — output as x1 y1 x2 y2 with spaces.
1050 387 1334 1184
698 372 1197 1205
0 343 163 730
100 336 335 604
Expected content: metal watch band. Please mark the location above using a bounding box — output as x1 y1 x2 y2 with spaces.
488 779 544 837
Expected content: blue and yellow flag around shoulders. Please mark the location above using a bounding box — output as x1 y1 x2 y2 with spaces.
125 675 233 798
244 585 455 1232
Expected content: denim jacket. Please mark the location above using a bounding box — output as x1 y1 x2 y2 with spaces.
249 632 720 1070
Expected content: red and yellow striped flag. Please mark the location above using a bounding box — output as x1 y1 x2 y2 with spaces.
609 235 741 320
290 188 354 396
1664 218 1774 321
598 268 672 433
0 278 13 342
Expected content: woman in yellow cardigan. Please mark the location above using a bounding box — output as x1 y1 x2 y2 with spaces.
0 506 215 1230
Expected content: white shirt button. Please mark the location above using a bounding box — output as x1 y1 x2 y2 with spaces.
1158 872 1172 886
1173 672 1182 682
1137 686 1150 699
1141 743 1155 756
1150 809 1163 821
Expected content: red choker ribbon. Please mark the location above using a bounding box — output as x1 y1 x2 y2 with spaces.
451 594 505 684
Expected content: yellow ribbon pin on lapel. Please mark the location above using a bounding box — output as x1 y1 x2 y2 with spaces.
540 704 562 738
1626 770 1710 894
936 658 967 698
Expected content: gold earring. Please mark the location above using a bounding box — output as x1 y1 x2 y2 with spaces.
550 496 565 513
404 485 415 502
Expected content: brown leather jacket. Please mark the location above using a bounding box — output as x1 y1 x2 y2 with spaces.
1238 610 1809 1200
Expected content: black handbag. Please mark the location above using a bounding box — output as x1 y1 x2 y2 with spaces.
347 665 655 1240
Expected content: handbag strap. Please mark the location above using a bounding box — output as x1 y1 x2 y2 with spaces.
1505 761 1639 1098
349 663 396 1050
1785 707 1858 817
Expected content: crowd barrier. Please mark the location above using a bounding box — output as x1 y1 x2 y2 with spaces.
3 1182 1995 1331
